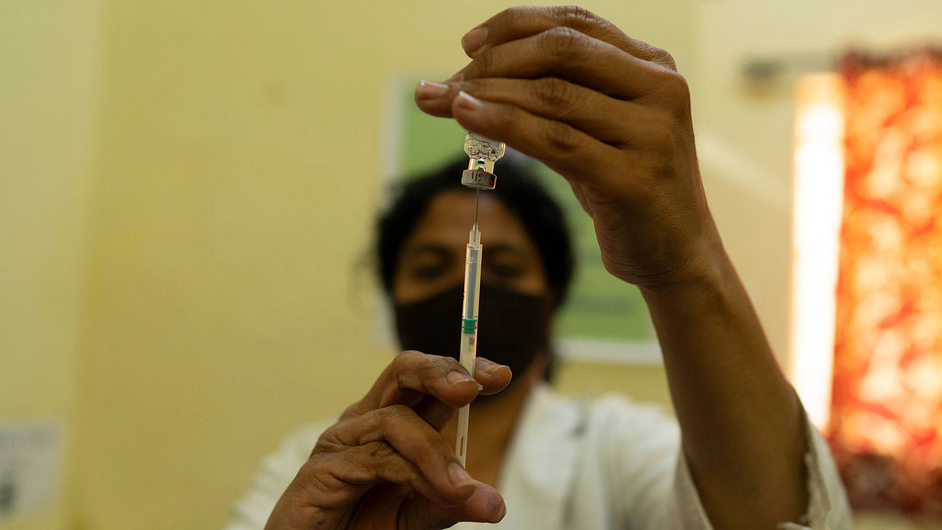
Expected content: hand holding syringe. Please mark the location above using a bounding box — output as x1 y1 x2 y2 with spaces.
455 132 505 467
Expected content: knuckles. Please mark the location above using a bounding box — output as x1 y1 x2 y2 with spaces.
543 120 582 157
652 48 678 71
394 349 425 364
388 350 457 383
471 47 497 79
637 41 678 71
639 68 692 124
498 5 599 32
297 457 345 500
496 5 522 31
311 431 342 457
658 70 692 118
554 5 598 27
392 349 463 375
363 440 396 461
540 26 590 63
385 350 422 378
530 77 577 111
368 403 414 433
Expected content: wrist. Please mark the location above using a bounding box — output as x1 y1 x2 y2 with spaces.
635 226 732 300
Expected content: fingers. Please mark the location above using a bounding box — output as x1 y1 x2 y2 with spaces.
448 90 624 188
345 351 510 422
414 10 695 194
298 443 427 509
306 441 465 509
417 77 654 146
343 351 512 434
413 356 513 430
376 352 478 410
462 5 677 71
456 27 669 102
312 405 473 507
402 482 507 529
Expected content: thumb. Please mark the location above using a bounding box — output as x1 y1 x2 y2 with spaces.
402 481 506 529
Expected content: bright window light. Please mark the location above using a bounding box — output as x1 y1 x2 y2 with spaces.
789 74 846 430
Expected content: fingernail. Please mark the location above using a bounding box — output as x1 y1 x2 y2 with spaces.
447 370 474 385
494 500 507 521
461 27 488 55
448 461 474 488
486 364 508 376
479 358 507 375
476 382 484 391
455 91 483 113
415 80 448 100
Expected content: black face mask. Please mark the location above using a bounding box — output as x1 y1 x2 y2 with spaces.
394 283 553 386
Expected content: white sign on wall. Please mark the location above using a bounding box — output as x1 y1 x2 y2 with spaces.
0 422 62 520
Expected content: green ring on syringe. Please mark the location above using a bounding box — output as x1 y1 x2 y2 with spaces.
462 318 477 334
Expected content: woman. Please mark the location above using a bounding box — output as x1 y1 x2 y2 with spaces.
229 6 851 530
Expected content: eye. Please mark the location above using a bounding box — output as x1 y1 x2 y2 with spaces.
487 262 525 279
401 250 451 282
409 263 447 280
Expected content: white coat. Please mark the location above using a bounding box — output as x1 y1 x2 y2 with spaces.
225 384 851 529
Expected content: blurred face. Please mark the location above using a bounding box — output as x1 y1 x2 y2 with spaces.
392 190 549 303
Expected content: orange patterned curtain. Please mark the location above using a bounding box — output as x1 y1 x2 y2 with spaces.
829 49 942 515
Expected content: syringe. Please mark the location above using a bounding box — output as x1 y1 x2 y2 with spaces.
455 215 482 467
455 132 504 468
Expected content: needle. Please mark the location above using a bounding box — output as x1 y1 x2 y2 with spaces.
474 188 480 225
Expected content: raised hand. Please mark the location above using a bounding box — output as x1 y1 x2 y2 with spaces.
416 5 722 291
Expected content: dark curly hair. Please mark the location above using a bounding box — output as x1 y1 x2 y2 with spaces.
376 156 575 309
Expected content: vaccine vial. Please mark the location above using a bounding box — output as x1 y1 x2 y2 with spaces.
461 133 505 190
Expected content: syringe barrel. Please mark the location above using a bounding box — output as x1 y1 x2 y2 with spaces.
461 228 482 322
458 227 482 375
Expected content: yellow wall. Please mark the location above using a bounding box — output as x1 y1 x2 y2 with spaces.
2 1 941 529
0 0 102 528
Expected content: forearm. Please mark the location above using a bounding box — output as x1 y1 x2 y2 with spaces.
640 239 807 529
